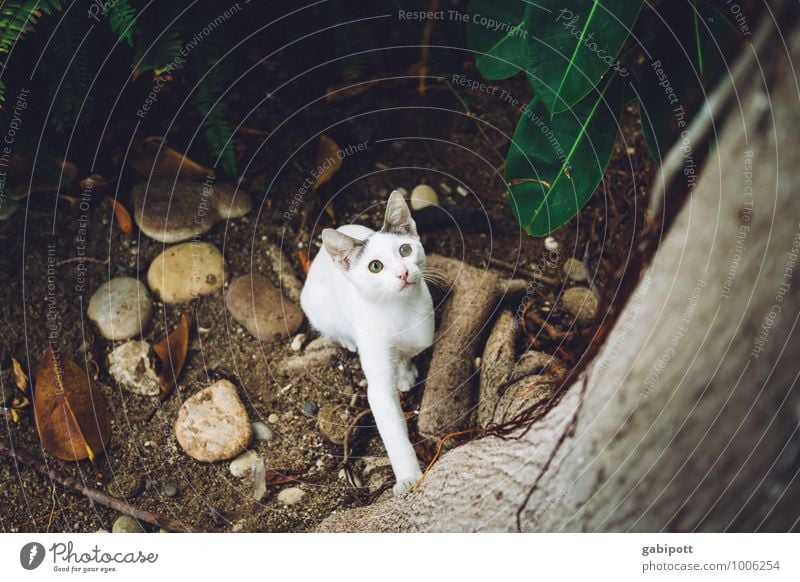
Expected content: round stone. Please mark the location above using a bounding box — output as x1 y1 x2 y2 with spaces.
316 404 352 445
251 421 274 441
132 180 252 243
107 340 161 396
147 242 228 304
561 287 599 324
229 450 259 478
562 258 588 282
163 483 178 498
107 475 144 499
225 273 304 342
302 399 319 418
277 487 305 506
174 379 252 462
410 184 438 210
112 515 144 533
267 413 279 424
87 277 153 340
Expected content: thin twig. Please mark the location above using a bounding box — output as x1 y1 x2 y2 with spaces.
55 257 109 267
0 440 209 533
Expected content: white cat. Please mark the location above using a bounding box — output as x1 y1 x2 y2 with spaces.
300 191 435 495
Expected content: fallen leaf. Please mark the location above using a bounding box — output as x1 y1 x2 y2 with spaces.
311 135 342 192
153 314 190 398
130 136 214 181
297 250 311 277
11 357 27 392
33 347 111 462
105 197 133 236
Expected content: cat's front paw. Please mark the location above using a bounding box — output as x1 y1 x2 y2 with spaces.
393 477 419 497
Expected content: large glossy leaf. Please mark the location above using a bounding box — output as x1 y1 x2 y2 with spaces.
505 72 624 236
467 0 527 79
637 3 739 160
525 0 642 114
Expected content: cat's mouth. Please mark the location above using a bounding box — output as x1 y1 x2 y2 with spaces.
399 281 416 291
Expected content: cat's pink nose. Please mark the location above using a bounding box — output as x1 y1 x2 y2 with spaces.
397 269 409 281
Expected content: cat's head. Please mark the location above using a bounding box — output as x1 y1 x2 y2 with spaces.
322 190 426 301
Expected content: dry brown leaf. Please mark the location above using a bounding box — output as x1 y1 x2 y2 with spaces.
153 314 190 398
297 250 311 277
11 357 27 392
33 347 111 462
105 196 133 236
130 137 214 181
311 135 342 192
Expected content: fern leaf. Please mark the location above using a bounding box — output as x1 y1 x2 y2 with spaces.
108 0 136 46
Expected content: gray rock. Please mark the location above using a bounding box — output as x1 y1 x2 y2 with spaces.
87 277 152 340
302 399 319 417
112 515 144 533
174 379 252 462
277 487 305 506
132 180 251 243
561 287 599 323
225 273 303 342
107 340 161 396
147 242 228 304
251 421 274 441
162 483 178 498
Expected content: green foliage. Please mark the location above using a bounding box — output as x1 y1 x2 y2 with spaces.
505 73 624 236
467 0 741 236
108 0 137 46
0 0 61 54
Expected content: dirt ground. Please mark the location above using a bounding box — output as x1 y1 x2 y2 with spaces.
0 70 652 533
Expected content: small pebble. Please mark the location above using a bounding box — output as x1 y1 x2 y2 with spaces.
251 421 274 441
163 483 178 498
544 236 560 252
562 258 588 282
112 515 144 533
410 184 438 210
456 185 469 197
229 450 259 478
268 413 279 424
290 333 306 351
302 399 319 417
277 487 305 506
439 182 453 195
87 277 153 341
357 378 368 389
561 287 599 323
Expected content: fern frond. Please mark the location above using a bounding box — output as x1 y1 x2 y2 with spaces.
134 18 182 77
108 0 137 46
0 0 61 54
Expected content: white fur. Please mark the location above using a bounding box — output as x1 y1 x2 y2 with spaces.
300 191 434 495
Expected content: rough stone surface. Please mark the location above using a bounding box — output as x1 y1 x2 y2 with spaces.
317 404 352 445
561 287 599 323
229 450 259 478
562 258 588 282
277 487 305 506
132 180 251 243
107 340 161 396
112 515 144 533
148 242 228 304
174 379 252 462
225 273 303 342
87 277 153 340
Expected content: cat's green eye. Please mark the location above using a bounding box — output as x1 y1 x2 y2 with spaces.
368 260 383 273
399 243 412 257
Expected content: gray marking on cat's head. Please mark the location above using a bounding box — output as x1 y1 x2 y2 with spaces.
381 190 418 237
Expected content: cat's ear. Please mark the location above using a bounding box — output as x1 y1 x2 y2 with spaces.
322 229 365 271
382 190 417 237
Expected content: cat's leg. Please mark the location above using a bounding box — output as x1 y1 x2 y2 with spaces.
360 348 422 495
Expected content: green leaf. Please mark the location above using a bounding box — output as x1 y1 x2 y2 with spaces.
505 72 624 236
108 0 137 47
637 3 739 160
467 0 527 79
524 0 642 114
